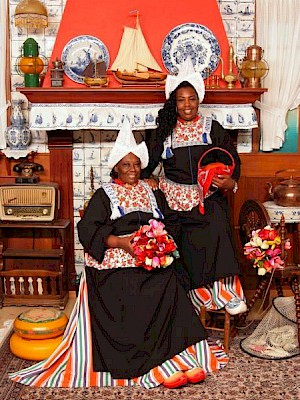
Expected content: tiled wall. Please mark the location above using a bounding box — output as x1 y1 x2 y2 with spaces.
8 0 255 276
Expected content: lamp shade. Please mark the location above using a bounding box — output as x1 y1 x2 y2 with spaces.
14 0 48 29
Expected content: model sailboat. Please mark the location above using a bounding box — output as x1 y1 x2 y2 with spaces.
82 58 108 87
111 13 167 85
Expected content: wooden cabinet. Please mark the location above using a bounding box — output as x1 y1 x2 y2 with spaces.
0 219 70 309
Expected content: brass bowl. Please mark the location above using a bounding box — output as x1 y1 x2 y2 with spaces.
83 77 109 87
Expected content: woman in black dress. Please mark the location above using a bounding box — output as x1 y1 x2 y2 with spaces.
10 119 229 389
142 59 247 316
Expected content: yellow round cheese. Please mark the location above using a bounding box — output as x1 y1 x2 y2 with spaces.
10 333 63 361
14 308 68 339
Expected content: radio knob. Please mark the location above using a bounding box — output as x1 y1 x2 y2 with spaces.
7 208 13 215
42 209 48 215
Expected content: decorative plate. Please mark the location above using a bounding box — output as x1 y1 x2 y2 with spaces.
61 35 110 84
161 23 220 78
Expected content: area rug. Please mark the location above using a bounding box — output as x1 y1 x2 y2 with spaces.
1 328 299 400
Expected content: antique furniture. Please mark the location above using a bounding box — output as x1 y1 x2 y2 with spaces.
200 307 234 353
238 199 300 346
0 219 70 309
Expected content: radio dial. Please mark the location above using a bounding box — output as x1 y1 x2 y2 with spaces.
7 208 13 215
42 209 49 215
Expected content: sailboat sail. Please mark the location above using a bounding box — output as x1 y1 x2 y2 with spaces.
135 24 162 72
111 19 162 73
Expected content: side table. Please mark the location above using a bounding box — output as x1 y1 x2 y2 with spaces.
0 219 70 309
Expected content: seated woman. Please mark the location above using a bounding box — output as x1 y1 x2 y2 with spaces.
9 119 228 390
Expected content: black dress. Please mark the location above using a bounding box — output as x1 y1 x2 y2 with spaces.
77 182 207 379
142 119 242 289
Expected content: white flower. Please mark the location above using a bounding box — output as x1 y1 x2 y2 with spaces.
257 267 266 276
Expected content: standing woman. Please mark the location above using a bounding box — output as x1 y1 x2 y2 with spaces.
142 59 247 315
9 119 229 390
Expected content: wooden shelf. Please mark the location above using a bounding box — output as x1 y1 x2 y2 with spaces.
3 248 63 258
17 87 267 105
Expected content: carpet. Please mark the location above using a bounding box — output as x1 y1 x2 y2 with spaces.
1 328 299 400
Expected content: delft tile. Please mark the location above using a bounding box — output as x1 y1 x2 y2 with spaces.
73 198 85 217
73 164 85 182
236 37 255 55
237 2 255 19
74 216 81 229
11 74 24 90
84 147 101 166
237 19 255 38
47 5 63 19
84 166 101 181
45 22 60 37
73 131 84 146
31 130 47 143
100 147 112 166
73 182 85 198
73 148 84 164
222 18 237 38
45 38 56 56
101 168 112 183
83 130 101 147
74 231 84 249
75 264 85 276
74 249 85 265
11 57 20 75
11 39 23 59
84 180 100 198
220 1 238 17
100 130 118 143
10 24 27 39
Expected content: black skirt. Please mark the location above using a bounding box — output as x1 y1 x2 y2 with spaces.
178 194 241 289
86 266 207 379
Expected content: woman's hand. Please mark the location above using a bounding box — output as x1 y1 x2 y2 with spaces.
106 234 135 256
211 174 236 191
144 176 159 190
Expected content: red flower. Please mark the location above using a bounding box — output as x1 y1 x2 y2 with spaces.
131 219 179 271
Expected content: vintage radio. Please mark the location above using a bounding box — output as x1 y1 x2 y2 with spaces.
0 183 60 222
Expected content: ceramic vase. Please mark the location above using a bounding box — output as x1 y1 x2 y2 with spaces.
5 100 31 150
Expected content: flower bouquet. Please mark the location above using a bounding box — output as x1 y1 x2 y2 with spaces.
243 225 291 275
131 219 179 271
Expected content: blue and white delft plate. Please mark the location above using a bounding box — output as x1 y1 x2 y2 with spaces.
61 35 110 84
161 23 220 78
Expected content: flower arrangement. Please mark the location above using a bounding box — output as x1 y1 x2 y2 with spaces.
131 219 179 271
244 225 291 275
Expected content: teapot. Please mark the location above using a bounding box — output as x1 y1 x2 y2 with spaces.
267 169 300 207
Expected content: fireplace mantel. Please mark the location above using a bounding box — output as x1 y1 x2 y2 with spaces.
18 87 267 105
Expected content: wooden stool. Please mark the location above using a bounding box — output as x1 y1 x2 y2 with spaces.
200 306 234 353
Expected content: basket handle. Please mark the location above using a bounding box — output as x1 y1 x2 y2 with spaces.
198 146 235 169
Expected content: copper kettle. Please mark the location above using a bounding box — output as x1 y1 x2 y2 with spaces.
267 169 300 207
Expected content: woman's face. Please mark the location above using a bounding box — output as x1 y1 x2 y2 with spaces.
114 153 141 185
175 86 199 121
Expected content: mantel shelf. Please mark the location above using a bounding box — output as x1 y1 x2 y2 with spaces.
17 87 267 105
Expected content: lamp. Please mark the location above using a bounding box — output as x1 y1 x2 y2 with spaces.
14 0 48 30
240 45 269 88
16 38 47 87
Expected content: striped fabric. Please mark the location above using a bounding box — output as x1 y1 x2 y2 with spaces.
189 275 245 312
9 270 229 389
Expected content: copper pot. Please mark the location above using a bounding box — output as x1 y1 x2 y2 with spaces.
267 169 300 207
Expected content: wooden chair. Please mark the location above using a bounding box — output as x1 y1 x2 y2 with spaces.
200 306 236 353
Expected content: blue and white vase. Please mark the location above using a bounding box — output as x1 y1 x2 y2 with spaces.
5 100 31 150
